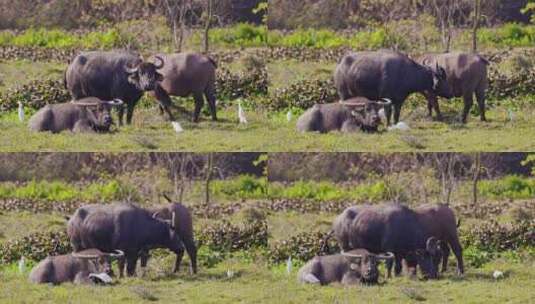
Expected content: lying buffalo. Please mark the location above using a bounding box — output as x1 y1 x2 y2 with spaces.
65 51 165 125
334 50 453 125
417 52 489 123
414 204 464 275
298 249 394 285
28 98 123 133
296 97 391 133
29 248 123 285
151 53 218 122
328 204 440 279
138 197 197 275
67 203 183 277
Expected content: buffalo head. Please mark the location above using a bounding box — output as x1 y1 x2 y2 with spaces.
342 250 394 284
429 63 453 99
342 98 391 132
410 236 441 279
72 248 124 277
125 56 164 91
72 98 124 131
152 211 184 254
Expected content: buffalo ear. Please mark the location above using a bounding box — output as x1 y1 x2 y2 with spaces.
439 67 447 79
156 72 164 82
426 237 439 255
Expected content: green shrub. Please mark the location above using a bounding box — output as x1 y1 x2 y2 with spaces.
212 176 268 200
479 176 535 200
0 180 127 203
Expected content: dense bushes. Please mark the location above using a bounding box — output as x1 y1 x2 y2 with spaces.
267 78 337 111
0 79 70 112
461 219 534 252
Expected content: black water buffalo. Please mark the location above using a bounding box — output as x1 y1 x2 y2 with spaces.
329 204 440 279
414 204 464 275
296 97 391 133
334 50 453 125
67 203 183 277
298 249 394 285
28 248 123 285
28 98 123 133
417 52 489 123
65 51 165 125
152 53 217 122
140 197 197 275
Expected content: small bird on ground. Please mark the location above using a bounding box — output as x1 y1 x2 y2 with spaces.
18 101 25 122
226 269 235 279
286 110 292 122
493 270 504 280
507 109 515 122
387 121 410 131
238 101 247 124
18 256 25 274
171 121 183 133
286 256 292 275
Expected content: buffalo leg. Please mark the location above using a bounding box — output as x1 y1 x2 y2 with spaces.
184 238 198 274
205 84 217 121
384 103 393 126
117 105 125 126
429 95 442 121
154 85 175 121
449 239 464 275
126 255 138 277
475 87 487 122
461 93 473 123
394 255 403 276
441 241 450 273
126 103 135 125
173 249 185 273
192 92 205 123
393 103 402 125
118 256 126 278
385 259 393 278
73 120 94 133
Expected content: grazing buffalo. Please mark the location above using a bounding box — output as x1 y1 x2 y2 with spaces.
298 249 394 285
29 248 123 285
67 203 183 277
296 97 391 133
328 204 441 279
417 52 489 123
414 204 464 275
152 53 217 122
65 51 165 125
28 98 123 133
139 197 197 275
334 50 453 125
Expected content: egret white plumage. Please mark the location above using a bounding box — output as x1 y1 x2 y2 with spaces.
88 272 113 284
493 270 504 280
286 110 292 122
18 256 25 274
18 101 24 122
387 121 410 132
238 101 247 124
507 109 515 122
286 256 292 275
171 121 184 133
226 269 235 278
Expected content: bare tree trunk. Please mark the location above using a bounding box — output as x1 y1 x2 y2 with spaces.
204 153 213 204
203 0 213 54
472 0 481 53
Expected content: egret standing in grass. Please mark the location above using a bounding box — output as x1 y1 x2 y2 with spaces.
507 108 515 122
171 121 184 133
286 256 292 275
286 110 292 122
18 101 25 122
238 100 247 124
18 256 26 274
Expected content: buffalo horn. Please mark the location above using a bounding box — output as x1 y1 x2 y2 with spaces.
377 98 392 106
124 63 139 74
377 252 395 260
71 97 102 107
106 99 124 106
153 55 164 69
341 250 363 259
108 249 125 259
72 249 105 259
163 193 173 203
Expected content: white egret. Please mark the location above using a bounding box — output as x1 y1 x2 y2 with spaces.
286 256 292 275
238 100 247 124
18 256 25 274
171 121 184 133
18 101 25 122
286 110 292 122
